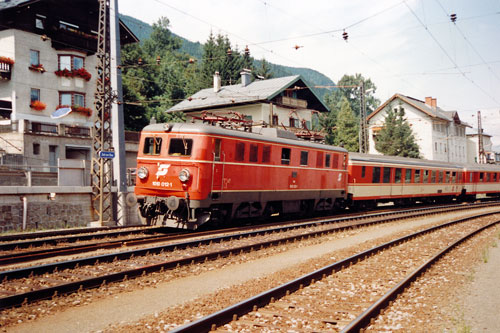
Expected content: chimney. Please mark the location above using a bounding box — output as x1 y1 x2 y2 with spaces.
240 69 251 87
431 98 437 109
213 72 221 93
425 96 432 106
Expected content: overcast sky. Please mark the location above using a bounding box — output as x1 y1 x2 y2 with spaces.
118 0 500 147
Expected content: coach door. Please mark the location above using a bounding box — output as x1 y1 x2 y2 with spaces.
211 138 225 198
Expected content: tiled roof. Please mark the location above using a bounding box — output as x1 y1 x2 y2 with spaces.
167 75 327 112
0 0 33 10
369 93 453 122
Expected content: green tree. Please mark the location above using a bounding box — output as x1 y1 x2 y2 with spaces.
335 97 359 152
375 104 420 158
323 73 380 117
254 58 273 80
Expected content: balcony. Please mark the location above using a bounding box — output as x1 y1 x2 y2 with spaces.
0 62 12 80
277 96 308 109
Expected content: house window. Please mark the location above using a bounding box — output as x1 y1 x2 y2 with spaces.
434 142 437 152
272 115 278 126
30 50 40 66
35 14 46 29
312 112 319 129
73 56 84 70
30 88 40 102
74 93 84 107
59 92 85 107
289 118 296 128
59 55 72 70
60 92 72 106
33 143 40 155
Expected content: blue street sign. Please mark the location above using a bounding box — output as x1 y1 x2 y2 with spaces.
99 151 115 159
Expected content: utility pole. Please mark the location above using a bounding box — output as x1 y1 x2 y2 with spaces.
91 0 113 225
110 0 128 225
477 110 486 164
359 82 369 154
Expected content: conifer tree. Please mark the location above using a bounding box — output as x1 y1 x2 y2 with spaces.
375 105 420 158
335 97 359 152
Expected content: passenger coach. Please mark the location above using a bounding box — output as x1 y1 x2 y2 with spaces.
135 123 348 229
348 153 465 208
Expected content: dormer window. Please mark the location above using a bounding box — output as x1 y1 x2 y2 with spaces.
35 14 46 29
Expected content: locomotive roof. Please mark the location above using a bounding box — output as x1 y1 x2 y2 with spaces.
350 153 500 171
142 123 347 153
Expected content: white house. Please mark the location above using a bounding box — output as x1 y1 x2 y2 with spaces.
367 94 470 163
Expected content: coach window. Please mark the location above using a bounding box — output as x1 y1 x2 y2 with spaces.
423 170 429 183
316 151 323 168
438 171 443 183
249 144 259 163
405 169 412 183
361 166 366 178
325 154 331 168
300 151 309 166
383 167 391 183
431 170 436 183
235 142 245 161
373 167 381 183
415 170 421 183
168 138 193 156
479 172 484 182
444 171 450 183
143 137 162 155
214 139 221 161
452 171 457 183
262 145 271 163
395 168 402 183
281 148 291 165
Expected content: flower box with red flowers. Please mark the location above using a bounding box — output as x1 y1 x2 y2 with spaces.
73 106 92 117
0 56 15 65
29 64 46 73
54 68 73 78
30 101 46 111
73 68 91 81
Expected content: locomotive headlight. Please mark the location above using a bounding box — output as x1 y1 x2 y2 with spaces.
178 169 191 182
137 166 149 179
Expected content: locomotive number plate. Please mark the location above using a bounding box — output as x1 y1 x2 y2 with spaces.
152 181 173 187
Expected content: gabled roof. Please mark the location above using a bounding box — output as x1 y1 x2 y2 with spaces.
368 93 452 122
167 75 329 113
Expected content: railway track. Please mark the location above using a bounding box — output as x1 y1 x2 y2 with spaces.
0 203 498 311
169 212 500 332
1 202 496 267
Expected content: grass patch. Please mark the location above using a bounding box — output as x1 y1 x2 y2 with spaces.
481 247 489 263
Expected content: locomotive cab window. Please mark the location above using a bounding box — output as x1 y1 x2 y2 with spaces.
300 151 309 166
214 139 221 161
168 138 193 156
249 144 259 163
325 154 331 168
262 145 271 163
235 142 245 161
281 148 291 165
143 137 162 155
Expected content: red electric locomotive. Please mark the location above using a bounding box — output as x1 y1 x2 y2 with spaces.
135 123 348 229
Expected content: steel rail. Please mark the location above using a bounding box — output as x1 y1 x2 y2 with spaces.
0 224 157 242
1 209 498 311
0 226 172 251
341 219 500 332
1 202 488 280
169 212 500 332
0 203 469 266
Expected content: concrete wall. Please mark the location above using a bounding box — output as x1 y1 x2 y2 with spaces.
0 187 93 232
